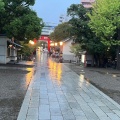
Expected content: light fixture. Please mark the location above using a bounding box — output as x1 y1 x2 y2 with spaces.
29 40 34 45
55 43 57 46
9 45 12 48
59 42 63 46
50 43 54 46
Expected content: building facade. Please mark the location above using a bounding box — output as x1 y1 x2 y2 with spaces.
81 0 95 8
0 35 22 64
62 38 75 62
41 22 56 36
59 14 70 23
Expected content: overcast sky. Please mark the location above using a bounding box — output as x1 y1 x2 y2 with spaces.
32 0 80 25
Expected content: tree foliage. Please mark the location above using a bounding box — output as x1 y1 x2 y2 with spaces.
0 0 43 41
20 42 34 57
49 22 72 42
88 0 120 46
70 44 82 56
67 4 115 67
67 4 107 54
0 0 4 10
67 4 91 43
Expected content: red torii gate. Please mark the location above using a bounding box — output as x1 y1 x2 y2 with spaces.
39 35 50 52
34 35 51 52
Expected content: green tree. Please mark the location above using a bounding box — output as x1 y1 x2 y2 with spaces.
67 4 109 67
88 0 120 68
4 11 43 40
70 44 82 56
0 0 43 41
49 22 71 42
67 4 91 43
0 0 4 10
19 41 36 60
88 0 120 46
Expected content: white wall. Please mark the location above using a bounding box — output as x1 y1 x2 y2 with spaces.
63 40 73 54
81 55 85 63
0 36 7 64
62 40 75 61
81 54 93 66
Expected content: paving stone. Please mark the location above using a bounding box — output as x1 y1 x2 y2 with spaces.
26 115 38 120
17 53 120 120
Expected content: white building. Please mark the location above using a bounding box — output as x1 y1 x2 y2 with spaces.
62 38 75 62
0 35 22 64
62 38 93 66
41 26 54 36
41 23 56 36
59 14 70 23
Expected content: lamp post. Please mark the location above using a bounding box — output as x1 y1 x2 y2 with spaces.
29 40 35 61
59 42 63 53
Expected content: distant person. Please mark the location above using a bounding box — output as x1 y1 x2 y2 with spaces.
59 51 63 63
59 51 63 58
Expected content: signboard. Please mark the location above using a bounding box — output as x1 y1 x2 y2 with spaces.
39 36 50 41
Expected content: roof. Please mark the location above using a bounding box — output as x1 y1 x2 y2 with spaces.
62 36 75 43
63 38 71 42
7 40 23 48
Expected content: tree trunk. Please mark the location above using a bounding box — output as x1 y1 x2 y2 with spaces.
117 46 120 69
117 29 120 69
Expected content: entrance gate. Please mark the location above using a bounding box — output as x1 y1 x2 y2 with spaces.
37 35 50 52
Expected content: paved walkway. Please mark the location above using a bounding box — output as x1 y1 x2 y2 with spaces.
64 63 120 105
17 53 120 120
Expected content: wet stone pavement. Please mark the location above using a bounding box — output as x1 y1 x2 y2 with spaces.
17 52 120 120
65 64 120 105
0 62 35 120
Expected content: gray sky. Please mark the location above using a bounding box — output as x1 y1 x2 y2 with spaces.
32 0 80 25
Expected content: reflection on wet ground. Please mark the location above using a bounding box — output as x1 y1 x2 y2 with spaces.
65 63 120 104
48 59 62 82
17 51 120 120
37 52 63 85
0 62 35 120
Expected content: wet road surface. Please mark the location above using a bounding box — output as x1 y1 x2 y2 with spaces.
65 63 120 105
17 51 120 120
0 62 35 120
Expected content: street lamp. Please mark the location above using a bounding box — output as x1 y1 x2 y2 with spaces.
59 42 63 53
29 40 34 45
55 43 58 46
59 42 63 46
